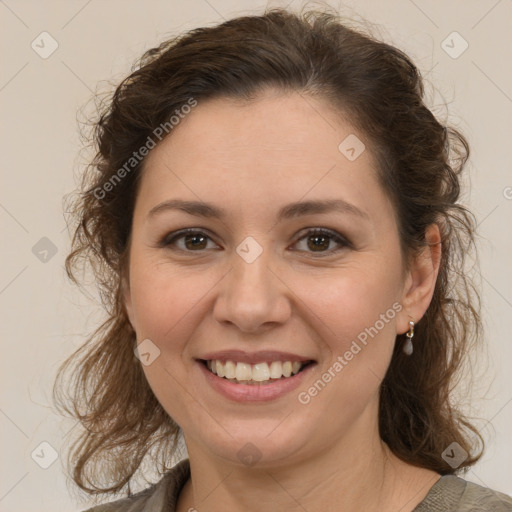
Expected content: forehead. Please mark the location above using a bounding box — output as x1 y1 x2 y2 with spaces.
136 91 390 222
146 91 362 169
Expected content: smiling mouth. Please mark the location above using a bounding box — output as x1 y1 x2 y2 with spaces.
200 359 314 385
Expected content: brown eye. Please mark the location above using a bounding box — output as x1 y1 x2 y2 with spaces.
183 233 208 250
307 233 330 252
293 228 350 256
161 229 219 252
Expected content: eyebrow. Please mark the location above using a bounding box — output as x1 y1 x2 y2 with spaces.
147 198 369 222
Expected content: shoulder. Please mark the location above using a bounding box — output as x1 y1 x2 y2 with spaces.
457 478 512 512
81 459 190 512
415 474 512 512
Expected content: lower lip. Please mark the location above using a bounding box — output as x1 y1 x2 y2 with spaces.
197 361 315 402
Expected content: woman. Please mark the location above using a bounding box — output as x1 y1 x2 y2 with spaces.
54 7 512 512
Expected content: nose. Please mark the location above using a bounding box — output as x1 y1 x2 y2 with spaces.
213 244 291 333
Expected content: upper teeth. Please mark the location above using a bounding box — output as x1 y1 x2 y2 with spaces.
206 360 304 381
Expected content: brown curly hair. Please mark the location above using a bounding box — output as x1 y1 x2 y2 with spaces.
54 7 484 496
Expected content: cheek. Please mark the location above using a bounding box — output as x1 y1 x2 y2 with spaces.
128 259 219 426
129 255 208 339
300 262 401 337
294 260 402 388
291 268 400 429
130 280 179 342
130 250 402 350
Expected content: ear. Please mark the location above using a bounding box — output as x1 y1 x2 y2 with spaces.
396 223 442 334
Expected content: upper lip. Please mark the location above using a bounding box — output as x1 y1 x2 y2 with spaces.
198 350 315 365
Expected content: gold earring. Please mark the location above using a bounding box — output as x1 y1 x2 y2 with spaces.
403 320 414 355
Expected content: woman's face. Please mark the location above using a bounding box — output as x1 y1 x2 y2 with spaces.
124 91 419 467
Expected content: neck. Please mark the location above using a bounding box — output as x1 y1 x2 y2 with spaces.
177 407 439 512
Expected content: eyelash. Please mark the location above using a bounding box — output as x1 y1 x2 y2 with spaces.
159 227 351 257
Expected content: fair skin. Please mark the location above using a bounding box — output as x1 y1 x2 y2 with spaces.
123 90 442 512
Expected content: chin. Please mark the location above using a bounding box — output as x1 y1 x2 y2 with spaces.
189 415 321 469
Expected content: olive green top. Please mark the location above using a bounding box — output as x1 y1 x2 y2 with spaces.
83 459 512 511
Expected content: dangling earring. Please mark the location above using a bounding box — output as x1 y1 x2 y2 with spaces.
403 320 414 355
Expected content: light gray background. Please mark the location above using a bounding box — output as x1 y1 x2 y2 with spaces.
1 1 511 510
